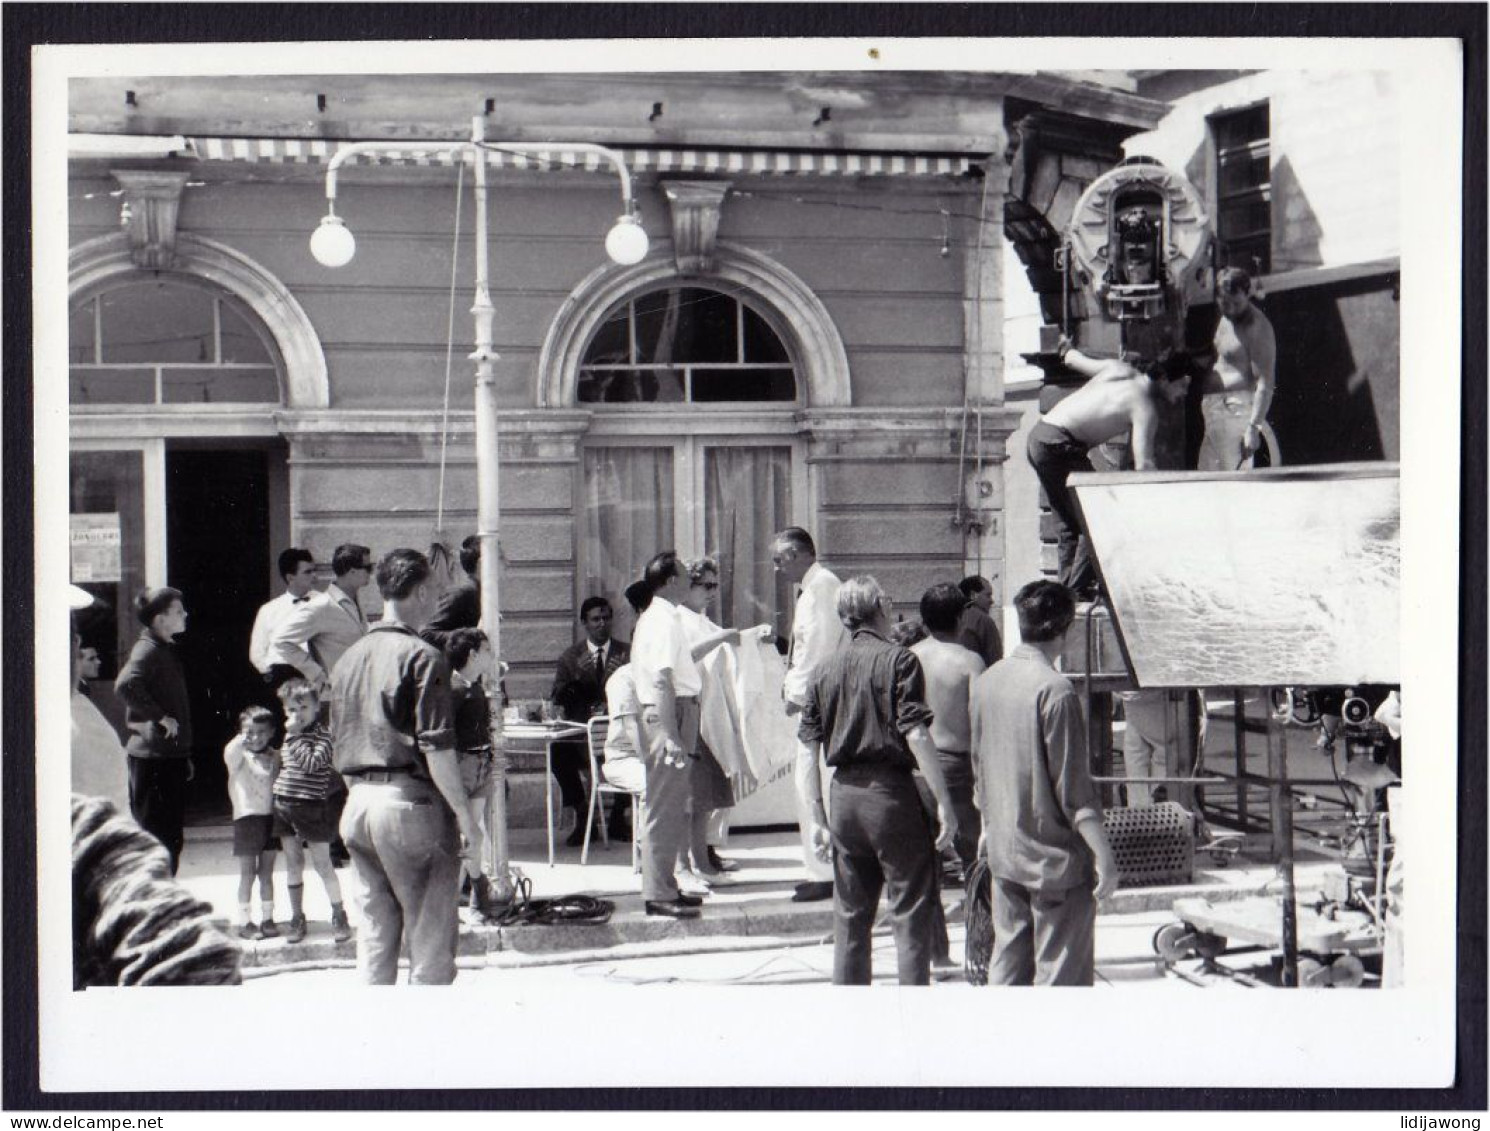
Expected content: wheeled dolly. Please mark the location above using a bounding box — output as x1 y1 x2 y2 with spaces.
1154 896 1378 987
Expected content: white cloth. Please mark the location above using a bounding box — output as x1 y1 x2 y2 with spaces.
734 635 796 781
71 691 130 810
248 591 310 674
677 606 748 778
222 735 280 818
631 595 702 704
265 584 367 685
782 562 848 708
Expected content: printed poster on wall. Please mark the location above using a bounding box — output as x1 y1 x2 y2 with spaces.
70 513 121 583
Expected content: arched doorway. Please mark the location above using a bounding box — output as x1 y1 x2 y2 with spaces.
68 237 326 819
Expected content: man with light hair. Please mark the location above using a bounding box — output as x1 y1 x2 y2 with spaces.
796 575 958 985
773 526 848 903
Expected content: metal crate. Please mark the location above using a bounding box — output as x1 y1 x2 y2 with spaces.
1103 801 1194 887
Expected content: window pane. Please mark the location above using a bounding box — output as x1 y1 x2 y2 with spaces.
634 288 736 364
704 446 793 636
70 450 149 685
69 300 96 364
1213 104 1268 150
584 305 633 366
1217 147 1270 196
100 281 216 364
218 301 274 364
580 447 674 645
70 368 155 405
577 367 685 404
1218 199 1272 241
162 367 279 404
742 305 790 364
690 367 796 403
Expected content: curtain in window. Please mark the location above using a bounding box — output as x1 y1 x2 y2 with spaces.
580 448 675 644
704 447 792 635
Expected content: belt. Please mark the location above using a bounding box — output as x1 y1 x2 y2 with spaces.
344 766 421 783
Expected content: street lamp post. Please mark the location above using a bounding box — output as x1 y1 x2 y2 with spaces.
310 117 647 904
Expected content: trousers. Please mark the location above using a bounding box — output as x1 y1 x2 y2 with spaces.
638 696 700 902
128 756 191 875
1027 420 1098 596
1199 391 1256 472
793 741 835 882
829 767 938 986
988 875 1096 986
340 777 461 985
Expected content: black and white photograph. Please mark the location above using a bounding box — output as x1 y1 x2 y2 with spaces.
10 17 1480 1110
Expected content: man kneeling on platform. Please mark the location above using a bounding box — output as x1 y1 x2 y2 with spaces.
1027 345 1191 600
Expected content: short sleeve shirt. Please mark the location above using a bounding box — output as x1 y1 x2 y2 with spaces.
630 595 702 705
603 665 642 763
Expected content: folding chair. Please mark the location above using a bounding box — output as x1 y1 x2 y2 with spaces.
581 715 642 870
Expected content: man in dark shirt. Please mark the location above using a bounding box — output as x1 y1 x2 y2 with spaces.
420 534 482 652
330 548 480 985
970 579 1118 987
114 587 193 875
955 575 1004 669
796 576 958 986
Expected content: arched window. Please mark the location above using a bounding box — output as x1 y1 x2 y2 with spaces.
69 277 282 406
576 285 797 404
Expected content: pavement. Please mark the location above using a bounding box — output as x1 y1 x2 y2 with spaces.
176 817 1351 973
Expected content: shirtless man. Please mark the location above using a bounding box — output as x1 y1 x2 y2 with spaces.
1200 267 1276 470
1027 345 1191 597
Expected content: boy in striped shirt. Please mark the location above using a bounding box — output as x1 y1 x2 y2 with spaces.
273 680 351 944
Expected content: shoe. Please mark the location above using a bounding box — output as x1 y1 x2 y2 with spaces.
564 810 595 848
674 891 704 907
236 922 260 941
676 867 712 896
259 919 280 939
706 847 740 873
792 881 834 903
286 915 307 944
644 899 701 919
330 909 353 943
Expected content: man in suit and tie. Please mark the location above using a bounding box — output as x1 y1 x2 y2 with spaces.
550 597 631 845
266 543 373 693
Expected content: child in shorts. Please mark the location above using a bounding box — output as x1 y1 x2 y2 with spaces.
223 705 282 940
273 679 351 944
445 628 496 911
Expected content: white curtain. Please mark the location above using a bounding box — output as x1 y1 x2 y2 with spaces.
704 446 792 635
580 448 674 644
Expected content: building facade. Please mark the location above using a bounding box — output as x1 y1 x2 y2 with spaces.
65 71 1166 816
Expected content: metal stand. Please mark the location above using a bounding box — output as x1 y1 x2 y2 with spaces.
1266 698 1300 986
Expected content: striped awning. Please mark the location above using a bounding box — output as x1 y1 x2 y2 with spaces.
186 136 975 178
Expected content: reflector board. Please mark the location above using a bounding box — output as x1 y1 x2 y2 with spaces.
1070 464 1399 688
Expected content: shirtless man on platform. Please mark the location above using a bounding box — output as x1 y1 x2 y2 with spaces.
1027 345 1191 598
1200 267 1276 471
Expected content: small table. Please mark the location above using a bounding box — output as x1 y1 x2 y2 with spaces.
502 720 588 866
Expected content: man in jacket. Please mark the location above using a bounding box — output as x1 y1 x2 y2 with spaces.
114 587 194 874
550 596 631 843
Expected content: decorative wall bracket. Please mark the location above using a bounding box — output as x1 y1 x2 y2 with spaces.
111 169 191 270
661 180 732 276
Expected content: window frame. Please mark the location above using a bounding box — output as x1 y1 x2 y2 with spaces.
68 274 285 408
576 282 802 409
1208 99 1273 277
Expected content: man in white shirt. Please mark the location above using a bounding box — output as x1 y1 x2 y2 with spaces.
249 548 318 688
266 543 373 693
773 526 848 902
629 552 706 919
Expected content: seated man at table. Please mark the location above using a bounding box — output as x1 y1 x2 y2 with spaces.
550 597 631 845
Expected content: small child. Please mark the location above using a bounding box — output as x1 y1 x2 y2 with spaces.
445 628 496 911
222 706 282 940
272 680 351 944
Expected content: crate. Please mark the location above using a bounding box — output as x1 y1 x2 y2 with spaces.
1103 801 1194 887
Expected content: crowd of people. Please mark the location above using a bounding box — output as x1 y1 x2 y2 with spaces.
66 267 1283 988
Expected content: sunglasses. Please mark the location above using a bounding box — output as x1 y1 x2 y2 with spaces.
697 581 720 591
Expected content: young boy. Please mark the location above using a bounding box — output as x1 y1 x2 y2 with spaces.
272 680 352 943
222 706 282 939
445 628 496 911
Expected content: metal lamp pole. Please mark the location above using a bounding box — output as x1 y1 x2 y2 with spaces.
312 118 646 903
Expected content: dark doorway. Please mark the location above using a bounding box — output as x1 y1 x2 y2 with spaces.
166 446 274 822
